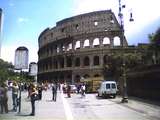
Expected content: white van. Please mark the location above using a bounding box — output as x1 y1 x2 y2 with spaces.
97 81 117 98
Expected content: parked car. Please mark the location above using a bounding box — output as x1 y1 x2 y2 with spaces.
97 81 118 98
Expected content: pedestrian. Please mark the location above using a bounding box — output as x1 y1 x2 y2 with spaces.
52 83 57 101
0 83 8 113
30 84 38 116
62 83 66 93
12 81 19 111
66 84 71 98
38 84 43 100
81 83 86 97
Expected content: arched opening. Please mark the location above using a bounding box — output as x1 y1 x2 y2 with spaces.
113 36 120 46
93 38 100 47
75 41 80 49
59 75 64 83
67 43 72 51
59 57 64 68
66 57 72 67
93 56 100 65
84 56 90 66
54 59 58 69
56 46 60 53
103 37 110 45
103 55 112 65
94 74 100 77
75 75 80 83
62 45 65 52
66 75 72 83
84 74 90 79
83 39 90 48
75 57 80 67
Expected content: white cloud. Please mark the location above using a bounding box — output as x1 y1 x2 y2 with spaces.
72 0 160 42
9 3 15 7
17 17 29 23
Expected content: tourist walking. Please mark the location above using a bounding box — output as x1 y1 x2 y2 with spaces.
30 84 38 116
38 84 43 100
81 83 86 97
12 81 19 111
52 83 57 101
66 84 71 98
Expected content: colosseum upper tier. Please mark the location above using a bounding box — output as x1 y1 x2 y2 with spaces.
38 10 128 84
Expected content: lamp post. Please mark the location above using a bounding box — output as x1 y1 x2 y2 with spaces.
18 69 22 113
118 0 134 103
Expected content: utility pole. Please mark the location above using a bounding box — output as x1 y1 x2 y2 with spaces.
118 0 134 103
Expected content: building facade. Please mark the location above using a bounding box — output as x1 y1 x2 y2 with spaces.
14 46 29 70
38 10 138 84
29 62 38 76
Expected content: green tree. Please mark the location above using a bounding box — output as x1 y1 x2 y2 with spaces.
148 27 160 64
0 59 14 82
103 52 142 80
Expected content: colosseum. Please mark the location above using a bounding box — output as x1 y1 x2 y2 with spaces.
38 10 136 90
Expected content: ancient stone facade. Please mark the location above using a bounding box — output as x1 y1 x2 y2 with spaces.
38 10 130 84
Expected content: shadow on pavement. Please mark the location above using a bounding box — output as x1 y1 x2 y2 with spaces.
15 114 32 117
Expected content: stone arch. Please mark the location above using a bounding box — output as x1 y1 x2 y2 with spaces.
66 56 72 67
56 46 60 53
53 59 58 69
67 43 72 51
59 57 64 68
93 56 100 65
113 36 120 46
75 57 80 67
83 56 90 66
93 38 100 47
66 75 72 83
103 55 112 64
94 74 100 77
83 74 90 79
103 37 110 45
74 75 80 83
83 39 90 48
75 40 80 49
62 45 65 52
59 74 65 83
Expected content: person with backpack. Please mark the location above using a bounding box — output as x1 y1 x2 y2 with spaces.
30 84 38 116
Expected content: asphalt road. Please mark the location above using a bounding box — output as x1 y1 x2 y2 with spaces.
0 89 160 120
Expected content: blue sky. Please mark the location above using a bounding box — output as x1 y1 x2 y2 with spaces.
0 0 160 63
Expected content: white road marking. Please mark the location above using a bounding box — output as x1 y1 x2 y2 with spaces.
61 93 74 120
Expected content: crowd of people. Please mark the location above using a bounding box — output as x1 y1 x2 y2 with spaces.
0 81 86 116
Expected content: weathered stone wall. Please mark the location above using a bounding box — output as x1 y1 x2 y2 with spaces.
126 64 160 100
37 10 130 84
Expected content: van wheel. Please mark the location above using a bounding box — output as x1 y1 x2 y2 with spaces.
113 95 116 98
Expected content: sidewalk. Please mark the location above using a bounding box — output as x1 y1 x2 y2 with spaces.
0 90 66 120
1 90 160 120
109 96 160 120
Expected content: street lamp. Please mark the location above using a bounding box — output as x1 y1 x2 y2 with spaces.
118 0 134 103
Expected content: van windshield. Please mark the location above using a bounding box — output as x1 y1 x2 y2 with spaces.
111 83 116 89
106 84 110 89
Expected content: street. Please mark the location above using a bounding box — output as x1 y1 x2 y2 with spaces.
0 89 160 120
